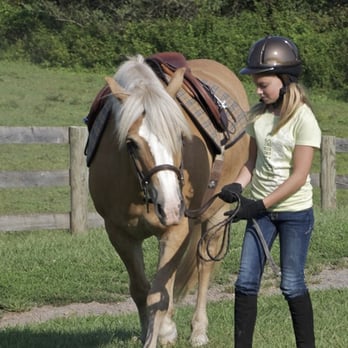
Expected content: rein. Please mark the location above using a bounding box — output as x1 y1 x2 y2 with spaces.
184 193 220 219
188 193 280 276
185 192 234 262
187 193 237 262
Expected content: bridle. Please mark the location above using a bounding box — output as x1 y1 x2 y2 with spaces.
127 142 184 211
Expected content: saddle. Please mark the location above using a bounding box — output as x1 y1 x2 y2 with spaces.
85 52 228 133
85 53 248 166
145 52 228 132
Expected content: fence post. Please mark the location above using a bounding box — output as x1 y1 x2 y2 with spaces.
320 135 336 210
69 126 88 234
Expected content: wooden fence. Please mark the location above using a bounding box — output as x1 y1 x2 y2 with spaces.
0 126 103 233
0 127 347 233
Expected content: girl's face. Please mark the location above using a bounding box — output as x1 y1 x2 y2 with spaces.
252 74 283 105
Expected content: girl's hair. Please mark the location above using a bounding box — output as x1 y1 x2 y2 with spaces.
249 82 311 135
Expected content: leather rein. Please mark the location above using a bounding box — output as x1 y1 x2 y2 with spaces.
193 193 280 276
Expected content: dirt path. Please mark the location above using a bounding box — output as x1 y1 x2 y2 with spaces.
1 267 347 329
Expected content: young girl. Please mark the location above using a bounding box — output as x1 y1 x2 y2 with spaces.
219 36 321 347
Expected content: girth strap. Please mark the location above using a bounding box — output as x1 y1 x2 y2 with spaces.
185 150 225 219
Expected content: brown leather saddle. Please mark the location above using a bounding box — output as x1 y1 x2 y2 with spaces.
145 52 228 132
85 52 228 133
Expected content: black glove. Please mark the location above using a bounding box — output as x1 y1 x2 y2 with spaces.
224 195 266 221
219 183 243 203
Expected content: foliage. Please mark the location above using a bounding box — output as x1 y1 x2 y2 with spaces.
0 1 347 97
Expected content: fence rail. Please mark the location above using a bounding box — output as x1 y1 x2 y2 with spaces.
0 127 347 233
0 126 103 233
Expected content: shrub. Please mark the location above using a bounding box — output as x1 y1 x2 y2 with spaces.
0 1 346 98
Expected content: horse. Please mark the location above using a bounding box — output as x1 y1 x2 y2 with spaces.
87 54 249 347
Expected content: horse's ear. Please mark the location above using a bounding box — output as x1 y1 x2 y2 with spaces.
105 77 129 101
166 67 185 97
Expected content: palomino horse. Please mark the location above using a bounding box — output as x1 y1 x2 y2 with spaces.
87 54 249 347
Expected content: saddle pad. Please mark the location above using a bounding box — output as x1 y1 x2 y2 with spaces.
175 78 248 153
85 97 113 166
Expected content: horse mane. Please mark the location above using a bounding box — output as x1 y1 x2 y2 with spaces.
113 55 192 154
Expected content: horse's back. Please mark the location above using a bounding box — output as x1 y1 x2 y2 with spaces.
187 59 249 111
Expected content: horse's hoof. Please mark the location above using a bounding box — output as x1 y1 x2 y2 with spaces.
159 336 177 346
190 333 209 347
159 331 177 346
159 320 178 346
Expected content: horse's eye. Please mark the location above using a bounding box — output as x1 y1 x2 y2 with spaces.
126 139 138 153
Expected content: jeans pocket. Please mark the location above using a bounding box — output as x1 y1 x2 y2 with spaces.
303 208 314 235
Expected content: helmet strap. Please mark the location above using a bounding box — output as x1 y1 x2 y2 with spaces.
271 74 297 108
271 90 285 110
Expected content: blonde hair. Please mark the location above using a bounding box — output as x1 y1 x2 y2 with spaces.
249 82 311 135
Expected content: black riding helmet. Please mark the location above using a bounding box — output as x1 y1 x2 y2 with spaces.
240 35 302 80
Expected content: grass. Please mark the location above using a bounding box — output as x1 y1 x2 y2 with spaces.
0 206 347 313
0 228 160 312
0 144 69 171
0 289 347 347
0 61 111 127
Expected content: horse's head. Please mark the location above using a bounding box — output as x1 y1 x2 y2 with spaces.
106 56 192 226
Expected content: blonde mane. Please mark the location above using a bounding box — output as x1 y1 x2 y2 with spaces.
113 55 191 153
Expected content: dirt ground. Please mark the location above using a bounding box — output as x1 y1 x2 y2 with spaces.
1 267 347 329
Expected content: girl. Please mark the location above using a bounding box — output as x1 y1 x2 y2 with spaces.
219 35 321 348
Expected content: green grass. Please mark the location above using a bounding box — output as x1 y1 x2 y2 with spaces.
0 206 347 313
0 289 347 347
0 61 111 127
0 187 70 215
0 144 69 171
0 59 346 309
0 228 159 312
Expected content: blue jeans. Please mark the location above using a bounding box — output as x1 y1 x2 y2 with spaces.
235 208 314 300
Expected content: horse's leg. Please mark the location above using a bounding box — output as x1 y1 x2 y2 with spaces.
145 225 190 348
145 272 177 347
105 220 151 343
190 209 225 347
157 273 177 346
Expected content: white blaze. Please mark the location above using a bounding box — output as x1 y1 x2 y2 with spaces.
139 120 182 224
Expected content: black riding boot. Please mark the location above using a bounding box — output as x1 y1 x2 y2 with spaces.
234 291 257 348
287 291 315 348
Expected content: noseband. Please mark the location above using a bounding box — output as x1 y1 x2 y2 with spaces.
127 143 184 210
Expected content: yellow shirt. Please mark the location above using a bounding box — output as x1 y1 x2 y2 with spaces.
247 104 321 212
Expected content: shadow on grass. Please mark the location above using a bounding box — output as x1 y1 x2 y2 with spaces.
0 327 140 348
